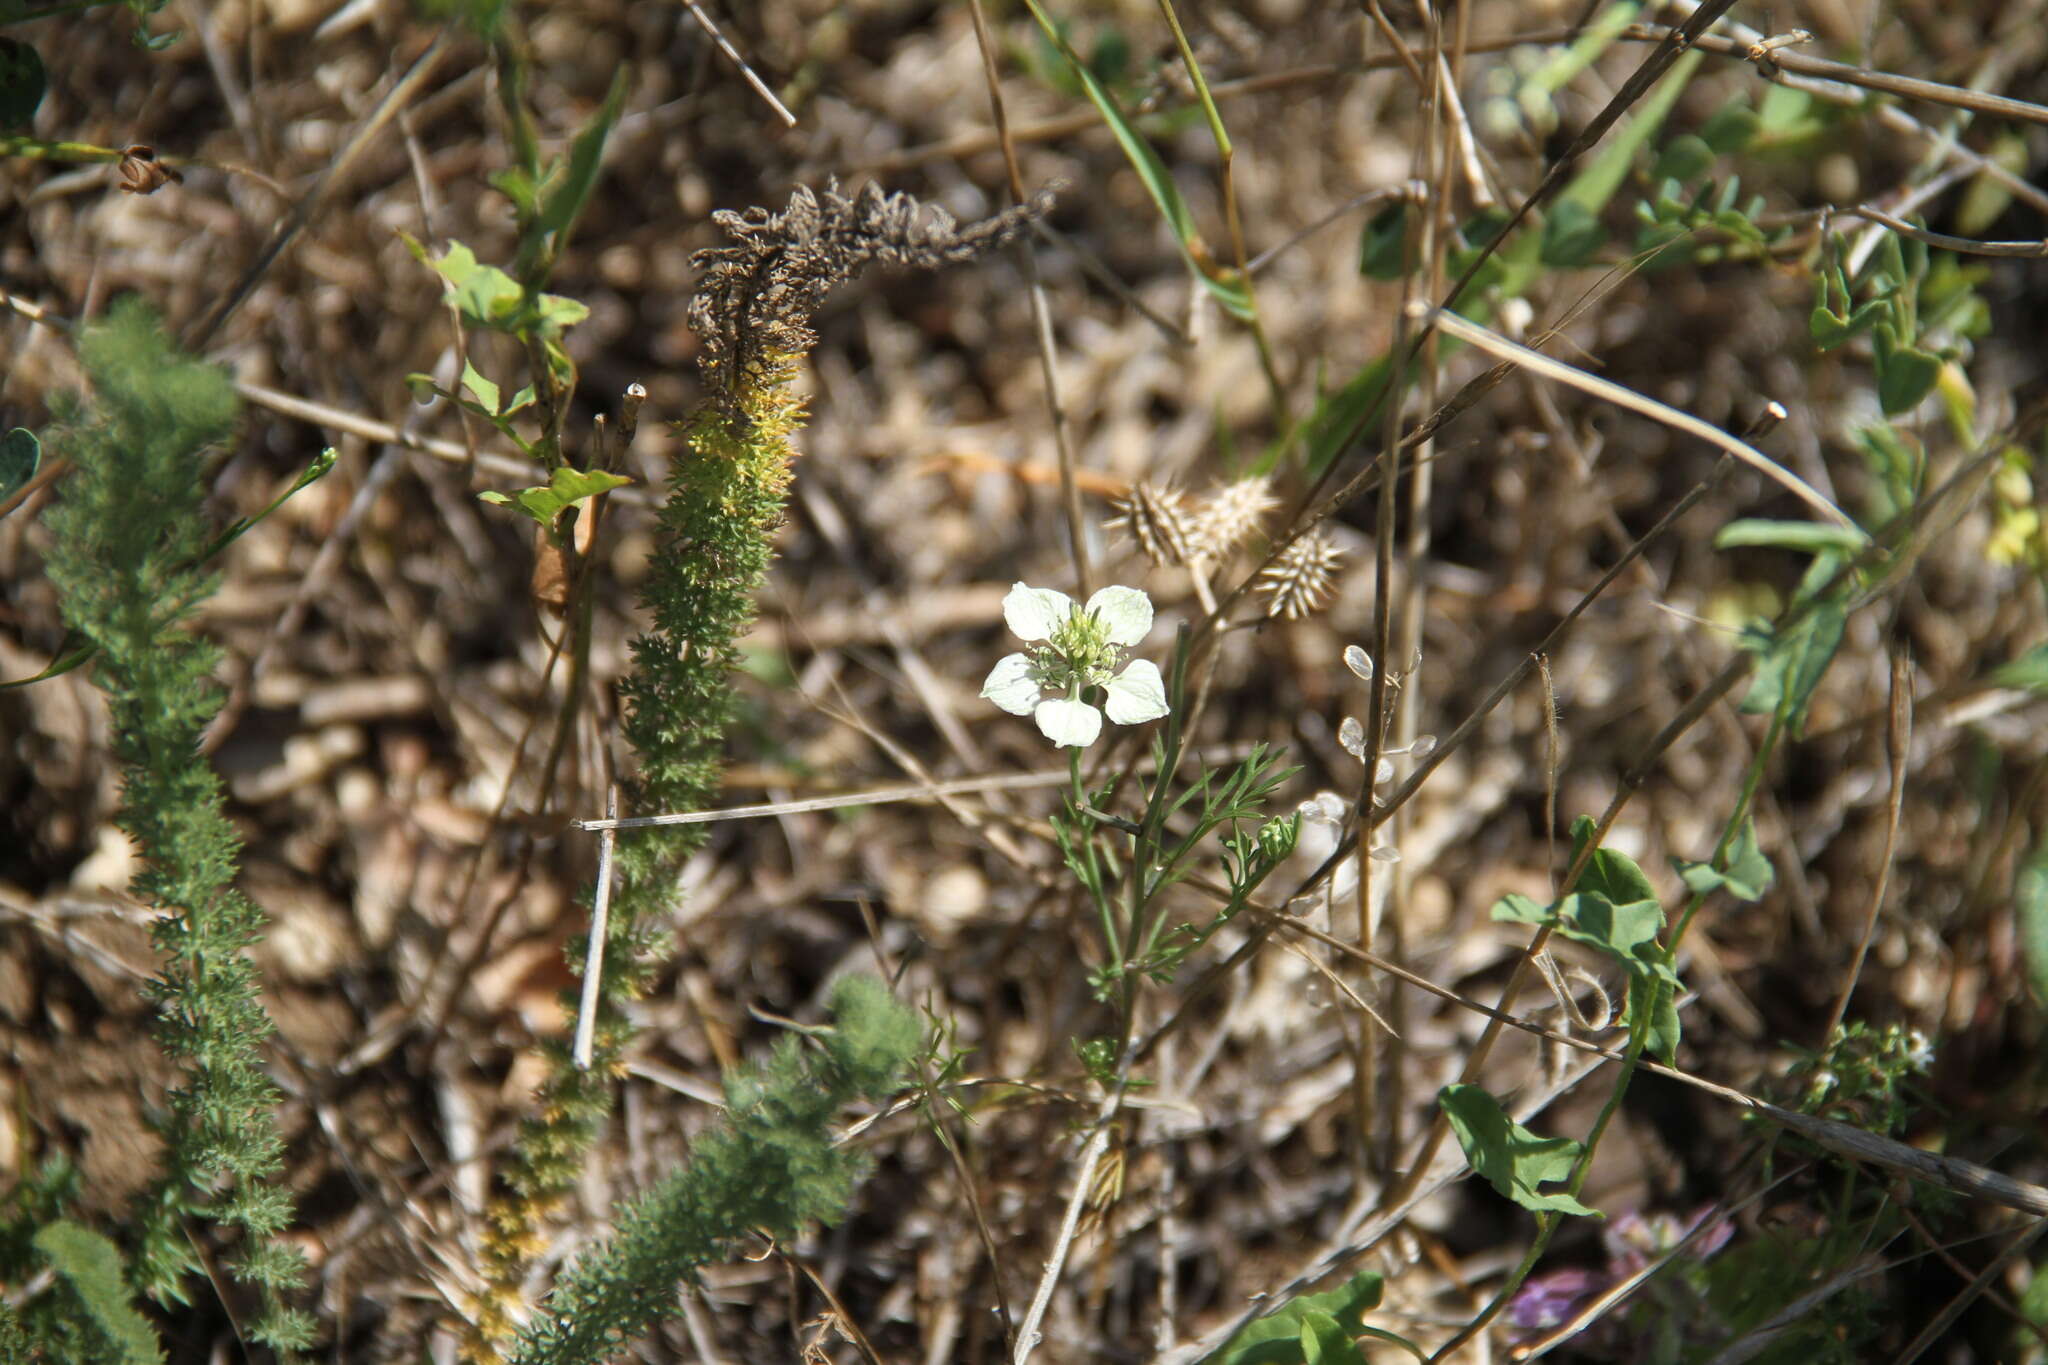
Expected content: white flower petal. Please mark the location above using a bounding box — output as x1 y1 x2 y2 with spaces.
1002 582 1072 642
980 653 1042 715
1033 697 1103 748
1085 585 1154 646
1102 658 1169 725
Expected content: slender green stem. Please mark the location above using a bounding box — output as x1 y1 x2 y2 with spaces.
0 136 123 163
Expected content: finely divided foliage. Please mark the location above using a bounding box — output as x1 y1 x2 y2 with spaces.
42 299 314 1353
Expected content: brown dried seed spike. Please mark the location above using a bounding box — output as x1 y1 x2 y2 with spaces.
688 180 1056 405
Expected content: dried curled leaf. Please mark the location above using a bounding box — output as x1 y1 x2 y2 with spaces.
688 180 1055 401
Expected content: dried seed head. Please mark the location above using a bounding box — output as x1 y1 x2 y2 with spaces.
689 180 1054 403
1105 480 1195 567
1257 529 1345 620
1187 476 1277 564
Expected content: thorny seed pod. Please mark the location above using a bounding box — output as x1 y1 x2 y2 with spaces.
1105 480 1195 567
1257 528 1344 619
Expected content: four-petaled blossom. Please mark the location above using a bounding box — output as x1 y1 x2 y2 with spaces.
981 583 1170 747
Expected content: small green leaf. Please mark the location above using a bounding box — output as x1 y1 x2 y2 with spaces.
33 1221 163 1365
1990 643 2048 694
1568 815 1657 908
535 68 628 241
1652 133 1714 185
1358 203 1410 280
1632 969 1683 1064
1809 263 1887 349
1698 98 1760 154
0 426 40 499
1089 27 1131 86
1737 563 1848 736
1757 84 1816 136
1875 333 1942 415
1674 818 1774 902
1294 355 1393 479
0 635 94 690
1440 1084 1600 1218
1539 199 1607 267
1205 1271 1385 1365
0 36 45 129
1714 520 1871 554
460 360 502 415
405 372 442 404
2021 841 2048 1008
530 291 591 334
1297 1311 1368 1365
1633 219 1692 269
1957 133 2026 236
1490 891 1553 927
479 465 632 534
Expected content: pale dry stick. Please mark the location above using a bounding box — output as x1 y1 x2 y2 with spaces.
1352 0 1422 1185
1841 165 1972 279
1417 304 1859 532
236 378 655 507
185 27 453 349
965 0 1091 597
574 769 1075 831
570 787 619 1070
679 0 796 127
1838 202 2048 259
1012 1079 1128 1365
1380 0 1465 1179
1821 651 1911 1042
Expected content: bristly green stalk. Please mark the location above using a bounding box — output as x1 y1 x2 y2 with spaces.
472 183 1050 1356
41 297 315 1354
506 976 920 1365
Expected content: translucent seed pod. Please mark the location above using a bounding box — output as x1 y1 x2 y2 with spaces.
1374 757 1395 786
1368 844 1402 863
1409 733 1438 759
1343 645 1374 681
1338 716 1366 758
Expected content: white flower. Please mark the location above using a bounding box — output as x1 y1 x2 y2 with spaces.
981 582 1170 747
